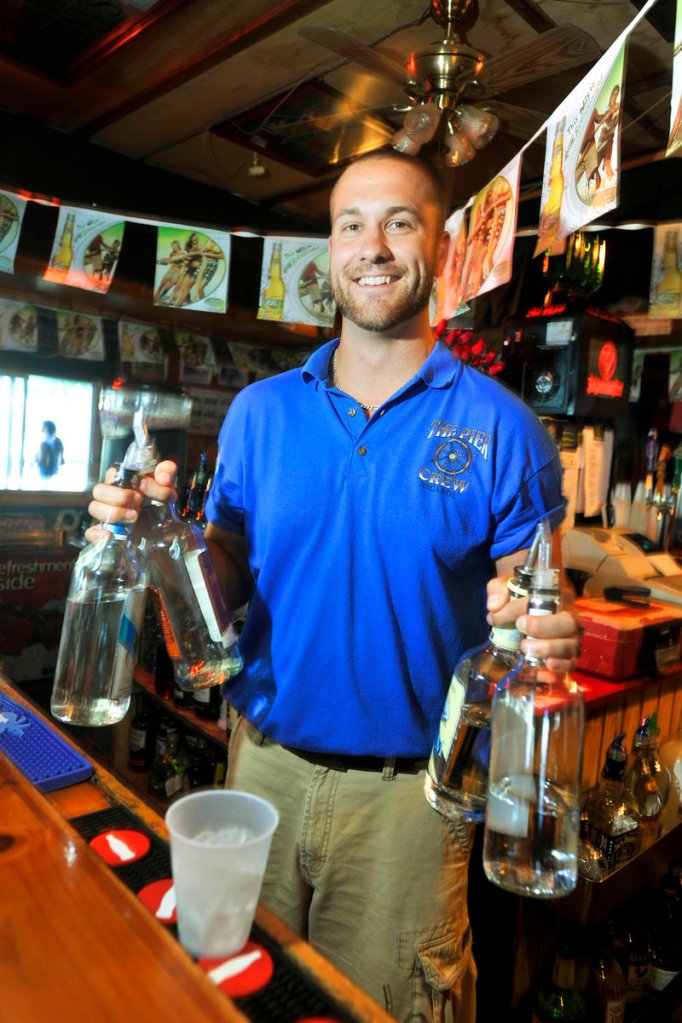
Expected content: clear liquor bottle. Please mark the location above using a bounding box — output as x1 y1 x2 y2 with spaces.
51 460 147 726
425 562 533 823
623 718 663 851
483 558 585 899
585 733 639 874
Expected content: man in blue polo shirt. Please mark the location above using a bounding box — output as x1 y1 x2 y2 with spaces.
89 150 579 1023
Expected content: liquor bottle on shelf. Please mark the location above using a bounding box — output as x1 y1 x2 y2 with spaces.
531 932 588 1023
136 589 163 683
623 718 663 851
425 554 535 824
659 720 682 833
620 918 651 1006
154 638 174 702
645 712 671 805
587 922 627 1023
50 442 153 727
128 702 153 772
192 681 223 721
258 241 285 320
483 525 585 899
648 874 682 994
128 412 243 691
584 733 639 874
185 735 215 789
577 804 608 882
148 728 187 802
172 670 195 708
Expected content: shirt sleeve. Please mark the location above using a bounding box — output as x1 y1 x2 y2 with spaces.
203 391 249 535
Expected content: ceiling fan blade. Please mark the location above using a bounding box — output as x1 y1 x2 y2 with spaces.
479 25 601 99
265 104 402 139
483 101 546 140
299 26 409 87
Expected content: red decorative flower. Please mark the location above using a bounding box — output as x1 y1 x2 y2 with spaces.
435 322 506 377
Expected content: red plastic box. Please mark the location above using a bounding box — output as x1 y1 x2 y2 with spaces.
575 596 682 680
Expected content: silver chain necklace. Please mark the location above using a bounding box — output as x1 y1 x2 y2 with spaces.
332 351 381 412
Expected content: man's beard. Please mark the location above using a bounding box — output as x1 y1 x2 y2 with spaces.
330 268 434 332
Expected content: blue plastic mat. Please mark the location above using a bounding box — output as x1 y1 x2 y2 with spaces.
0 689 94 792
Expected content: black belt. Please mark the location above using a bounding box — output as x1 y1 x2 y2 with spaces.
282 746 428 775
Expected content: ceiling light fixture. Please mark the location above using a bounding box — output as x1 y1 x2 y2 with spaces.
248 153 268 178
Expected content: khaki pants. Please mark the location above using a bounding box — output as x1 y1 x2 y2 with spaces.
226 718 477 1023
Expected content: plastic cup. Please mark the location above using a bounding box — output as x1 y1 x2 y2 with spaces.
166 789 279 959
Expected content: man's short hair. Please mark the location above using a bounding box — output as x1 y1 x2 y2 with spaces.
329 148 449 228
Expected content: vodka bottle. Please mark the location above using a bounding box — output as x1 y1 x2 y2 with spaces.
483 558 585 899
135 497 242 690
425 562 533 823
50 461 147 726
584 734 639 874
623 718 663 850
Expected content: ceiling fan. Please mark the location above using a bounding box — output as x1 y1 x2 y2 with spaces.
300 0 601 167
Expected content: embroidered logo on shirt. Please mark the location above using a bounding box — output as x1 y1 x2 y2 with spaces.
418 419 491 497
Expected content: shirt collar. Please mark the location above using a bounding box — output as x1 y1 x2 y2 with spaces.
301 338 460 390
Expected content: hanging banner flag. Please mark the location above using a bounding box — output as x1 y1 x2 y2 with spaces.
118 320 167 366
649 223 682 319
257 237 335 327
434 207 469 323
153 226 230 313
43 207 125 292
174 330 218 384
667 0 682 155
461 154 522 303
56 310 105 360
535 43 625 256
0 191 28 274
0 298 38 351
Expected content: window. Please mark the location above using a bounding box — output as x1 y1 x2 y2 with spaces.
0 374 96 491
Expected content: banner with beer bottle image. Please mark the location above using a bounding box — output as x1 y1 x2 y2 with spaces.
460 153 522 304
43 207 125 293
649 223 682 320
534 42 625 257
257 237 335 327
0 190 28 275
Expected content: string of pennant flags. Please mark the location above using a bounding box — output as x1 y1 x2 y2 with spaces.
0 0 680 364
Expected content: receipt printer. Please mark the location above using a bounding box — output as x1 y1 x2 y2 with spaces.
562 527 682 606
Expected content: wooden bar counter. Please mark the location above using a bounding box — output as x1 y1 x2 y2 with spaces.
0 676 394 1023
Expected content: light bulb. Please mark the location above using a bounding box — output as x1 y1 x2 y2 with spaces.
457 105 500 150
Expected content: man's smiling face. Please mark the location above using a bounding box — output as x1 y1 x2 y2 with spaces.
328 155 448 334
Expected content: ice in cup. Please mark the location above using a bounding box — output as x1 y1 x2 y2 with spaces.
165 789 279 959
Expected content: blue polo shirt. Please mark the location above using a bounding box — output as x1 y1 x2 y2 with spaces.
205 339 565 756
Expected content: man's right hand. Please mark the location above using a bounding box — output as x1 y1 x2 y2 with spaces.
86 459 178 542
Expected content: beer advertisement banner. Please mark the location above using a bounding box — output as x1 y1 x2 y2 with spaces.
118 320 167 367
174 330 218 385
434 207 468 322
0 298 37 351
534 43 625 256
56 310 105 360
43 207 125 292
460 154 522 303
257 237 335 327
667 0 682 156
0 191 28 274
649 223 682 319
153 226 231 313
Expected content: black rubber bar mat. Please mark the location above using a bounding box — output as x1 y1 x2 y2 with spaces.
70 805 358 1023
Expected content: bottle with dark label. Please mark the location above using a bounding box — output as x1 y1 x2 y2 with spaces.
585 733 639 873
483 528 585 899
648 875 682 994
192 681 223 721
128 704 153 771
